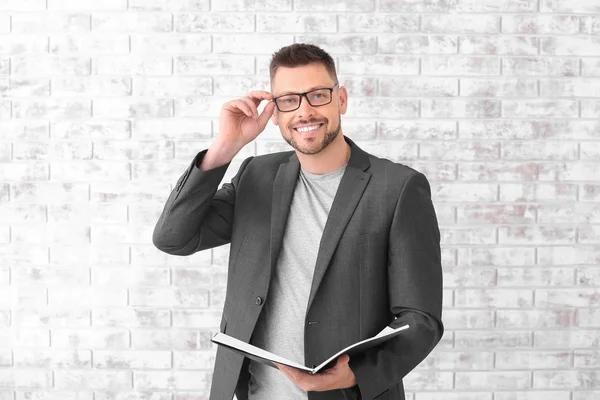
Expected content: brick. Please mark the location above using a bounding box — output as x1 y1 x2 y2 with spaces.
461 121 600 140
344 141 418 162
378 35 457 54
12 224 89 245
435 183 498 202
93 267 170 287
460 78 537 97
94 393 170 400
455 289 533 308
541 0 600 13
577 309 600 327
542 36 600 57
12 55 91 76
174 350 216 369
94 140 174 161
213 76 270 97
48 0 127 10
14 140 91 162
132 162 190 182
130 287 209 308
50 161 129 181
13 267 88 286
94 99 172 118
0 36 48 55
537 289 600 308
347 98 418 118
458 162 539 181
172 310 221 329
457 205 536 224
13 349 91 368
441 310 495 329
503 100 578 118
422 99 500 118
422 14 499 33
442 226 497 245
14 99 91 119
131 34 210 53
0 163 48 181
444 266 496 286
14 308 90 328
499 183 577 202
177 13 254 32
0 0 45 11
92 308 170 328
502 15 580 34
541 79 600 97
539 246 600 265
580 225 600 244
50 35 129 54
423 56 500 76
134 371 211 390
51 329 129 349
538 162 600 182
0 371 52 388
379 121 457 140
8 78 51 97
174 97 222 118
295 35 377 55
460 36 538 55
497 351 571 369
294 0 373 11
0 100 10 119
499 226 576 245
339 14 418 33
49 287 127 307
131 329 205 350
339 55 419 75
422 141 498 161
94 350 171 369
128 0 209 11
0 204 46 223
533 370 600 389
574 350 600 368
91 182 170 203
12 13 90 33
577 267 600 286
134 77 211 97
54 370 131 389
380 77 457 97
380 0 537 12
92 12 172 32
539 204 600 224
534 330 600 348
52 77 131 96
495 392 570 400
0 329 49 348
0 244 48 265
402 372 453 390
573 392 600 400
458 247 534 266
51 120 129 139
93 56 172 75
257 14 336 33
502 141 577 161
582 100 600 118
11 182 89 202
455 371 530 389
175 55 254 75
498 268 574 286
50 244 129 266
0 121 47 141
503 57 579 76
416 394 492 400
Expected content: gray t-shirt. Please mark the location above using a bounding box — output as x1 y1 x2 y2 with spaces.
247 163 347 400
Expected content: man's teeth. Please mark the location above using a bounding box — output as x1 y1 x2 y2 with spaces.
296 124 321 133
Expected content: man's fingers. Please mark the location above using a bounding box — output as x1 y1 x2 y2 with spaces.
247 90 273 106
239 97 259 119
257 101 276 128
227 100 253 118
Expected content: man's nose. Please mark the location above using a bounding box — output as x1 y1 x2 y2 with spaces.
296 95 316 118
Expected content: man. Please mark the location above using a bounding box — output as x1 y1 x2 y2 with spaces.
152 43 443 400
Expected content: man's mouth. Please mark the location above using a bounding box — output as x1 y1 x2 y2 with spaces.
293 123 324 133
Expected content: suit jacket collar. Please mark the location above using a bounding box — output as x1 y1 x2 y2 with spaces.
269 136 372 315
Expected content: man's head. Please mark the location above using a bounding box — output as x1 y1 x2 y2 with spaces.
269 44 348 156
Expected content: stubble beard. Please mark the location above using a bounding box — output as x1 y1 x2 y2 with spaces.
283 117 342 156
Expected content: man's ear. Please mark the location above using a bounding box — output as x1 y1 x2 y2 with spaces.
271 111 279 126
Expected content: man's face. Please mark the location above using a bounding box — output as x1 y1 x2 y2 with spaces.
270 63 348 155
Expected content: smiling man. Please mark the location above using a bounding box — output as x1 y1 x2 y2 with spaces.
152 43 444 400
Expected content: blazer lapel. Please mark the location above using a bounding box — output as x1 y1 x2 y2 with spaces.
306 138 371 314
269 154 300 282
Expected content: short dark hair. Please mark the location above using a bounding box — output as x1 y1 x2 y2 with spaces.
269 43 338 84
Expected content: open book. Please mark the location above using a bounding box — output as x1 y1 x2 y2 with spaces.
211 324 409 375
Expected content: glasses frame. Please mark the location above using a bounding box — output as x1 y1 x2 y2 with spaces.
271 83 340 112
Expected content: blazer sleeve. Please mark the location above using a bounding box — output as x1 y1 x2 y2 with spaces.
152 149 254 256
348 171 444 400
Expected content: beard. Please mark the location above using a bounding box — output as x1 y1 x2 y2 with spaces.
283 116 342 155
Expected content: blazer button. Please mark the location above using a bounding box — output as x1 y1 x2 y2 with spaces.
255 296 263 306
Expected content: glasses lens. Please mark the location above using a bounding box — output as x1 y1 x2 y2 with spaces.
276 95 301 111
307 89 331 106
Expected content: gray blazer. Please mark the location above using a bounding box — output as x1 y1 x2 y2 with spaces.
153 136 444 400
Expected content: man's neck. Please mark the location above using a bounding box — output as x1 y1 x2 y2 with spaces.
296 134 351 175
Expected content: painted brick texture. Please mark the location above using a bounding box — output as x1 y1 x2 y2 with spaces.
0 0 599 399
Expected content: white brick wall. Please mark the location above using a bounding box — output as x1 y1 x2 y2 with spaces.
0 0 599 399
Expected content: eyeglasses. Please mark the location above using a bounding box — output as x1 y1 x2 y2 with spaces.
272 83 339 112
